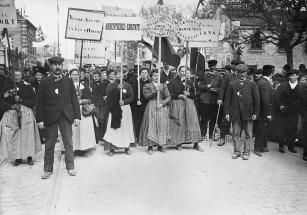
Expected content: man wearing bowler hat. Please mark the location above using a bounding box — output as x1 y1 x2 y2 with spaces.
275 69 302 154
224 64 260 160
36 56 81 179
198 59 223 139
253 65 274 156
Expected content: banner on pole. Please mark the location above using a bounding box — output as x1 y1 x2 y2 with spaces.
65 8 105 41
177 19 221 48
103 16 142 41
144 5 176 37
0 0 17 28
74 40 106 65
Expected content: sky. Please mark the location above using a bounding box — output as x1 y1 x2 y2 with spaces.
14 0 199 59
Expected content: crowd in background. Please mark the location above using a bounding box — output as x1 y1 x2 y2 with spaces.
1 58 307 171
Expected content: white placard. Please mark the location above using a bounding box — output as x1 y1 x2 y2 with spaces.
103 16 142 41
144 5 176 37
0 0 17 28
178 19 221 48
74 40 106 65
65 8 105 41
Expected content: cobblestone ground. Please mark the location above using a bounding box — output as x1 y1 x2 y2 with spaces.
1 139 307 215
0 143 61 215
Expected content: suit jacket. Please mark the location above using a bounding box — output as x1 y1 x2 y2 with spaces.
219 70 237 101
36 75 81 125
256 76 273 120
275 82 302 115
224 79 260 121
198 71 222 104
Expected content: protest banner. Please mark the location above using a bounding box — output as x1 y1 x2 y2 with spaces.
74 40 106 65
65 8 105 41
177 19 220 48
0 0 17 29
103 16 142 41
144 5 176 103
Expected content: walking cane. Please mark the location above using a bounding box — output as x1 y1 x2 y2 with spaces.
210 103 221 147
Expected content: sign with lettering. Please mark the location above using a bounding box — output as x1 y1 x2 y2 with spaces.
103 16 142 41
65 8 105 41
184 19 221 48
144 5 176 37
0 0 17 28
74 40 106 65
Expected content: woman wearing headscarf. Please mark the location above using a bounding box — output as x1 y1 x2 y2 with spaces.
103 70 135 156
138 69 171 154
167 66 203 151
0 70 42 166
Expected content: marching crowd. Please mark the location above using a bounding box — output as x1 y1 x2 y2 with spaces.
1 56 307 179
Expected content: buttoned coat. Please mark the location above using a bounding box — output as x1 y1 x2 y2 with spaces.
198 71 223 104
224 79 260 122
36 75 81 125
256 76 273 120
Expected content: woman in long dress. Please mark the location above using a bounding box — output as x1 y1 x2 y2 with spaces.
67 68 96 155
167 66 203 151
103 70 135 156
0 70 42 166
138 69 171 155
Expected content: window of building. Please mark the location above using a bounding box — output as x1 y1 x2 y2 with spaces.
250 30 262 50
277 41 286 53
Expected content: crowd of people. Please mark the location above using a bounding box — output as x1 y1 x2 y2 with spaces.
1 56 307 179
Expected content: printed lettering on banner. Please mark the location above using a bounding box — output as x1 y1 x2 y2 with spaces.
103 16 142 41
0 0 17 28
65 8 105 41
144 5 176 37
179 19 221 48
74 40 107 65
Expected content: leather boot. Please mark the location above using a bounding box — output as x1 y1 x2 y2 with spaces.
242 138 253 160
232 136 241 159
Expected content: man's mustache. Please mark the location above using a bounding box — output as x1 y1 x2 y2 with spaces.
55 68 61 72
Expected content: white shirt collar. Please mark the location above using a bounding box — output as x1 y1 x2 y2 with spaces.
289 81 298 89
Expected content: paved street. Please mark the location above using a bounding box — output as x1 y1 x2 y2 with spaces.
1 139 307 215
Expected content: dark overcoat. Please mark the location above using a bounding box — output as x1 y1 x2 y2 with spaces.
224 79 260 122
36 75 81 125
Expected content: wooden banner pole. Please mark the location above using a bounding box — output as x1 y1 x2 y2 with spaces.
185 40 189 91
157 37 161 105
137 45 141 102
78 40 84 92
120 42 124 101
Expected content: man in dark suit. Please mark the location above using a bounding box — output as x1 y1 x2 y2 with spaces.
36 56 81 179
217 60 240 146
275 69 302 153
253 65 274 156
224 64 260 160
299 84 307 161
198 60 223 139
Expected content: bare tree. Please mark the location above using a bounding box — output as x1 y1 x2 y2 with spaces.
237 0 307 67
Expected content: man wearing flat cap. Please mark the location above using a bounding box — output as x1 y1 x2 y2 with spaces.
224 64 260 160
198 59 223 139
275 69 302 154
217 60 240 146
253 65 274 157
36 56 81 179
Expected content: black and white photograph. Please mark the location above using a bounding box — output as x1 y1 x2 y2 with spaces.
0 0 307 214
